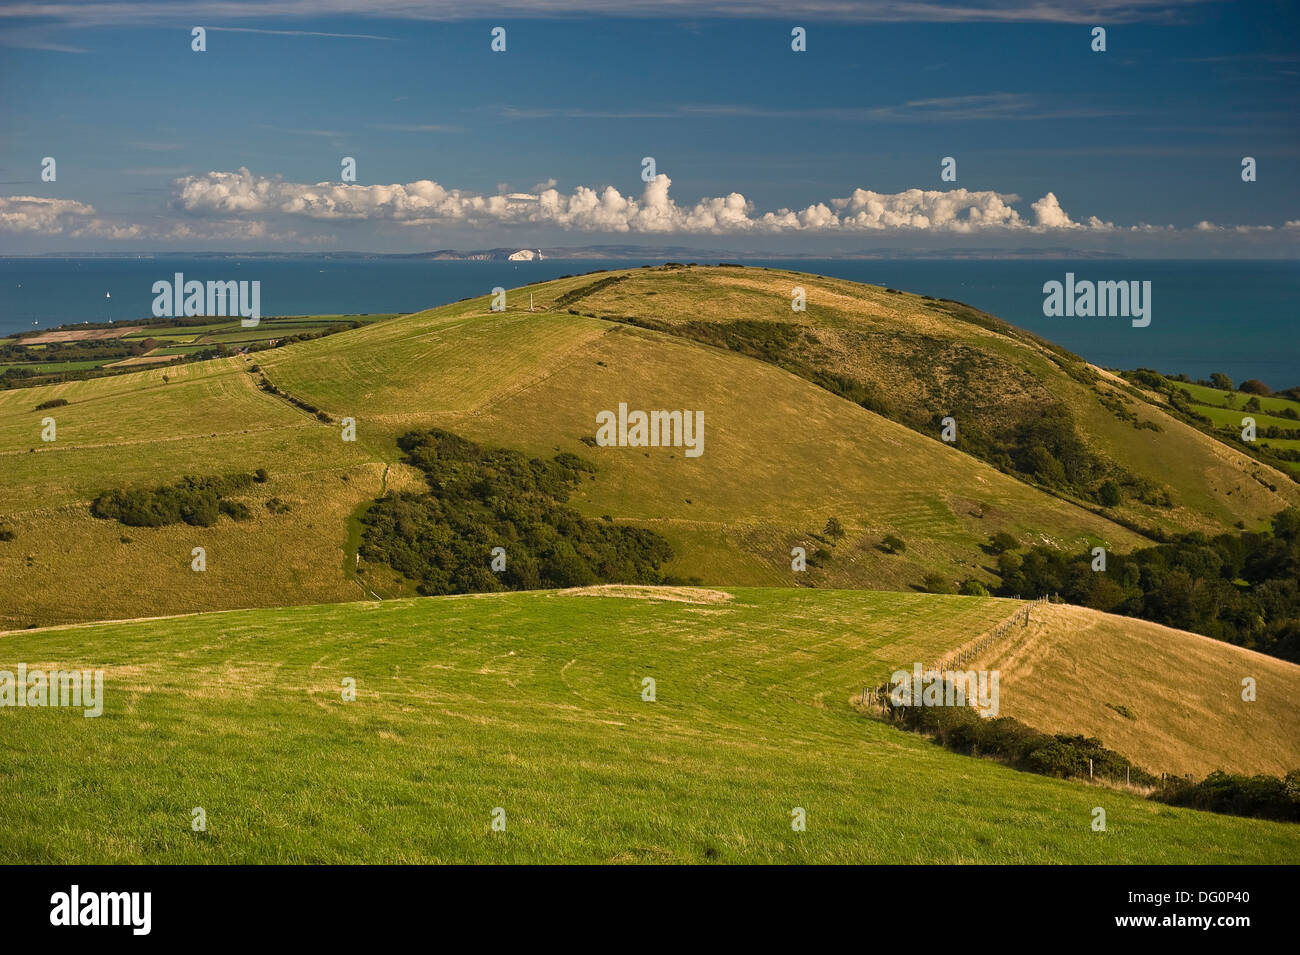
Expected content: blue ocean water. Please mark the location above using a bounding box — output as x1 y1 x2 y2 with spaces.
1 257 1296 389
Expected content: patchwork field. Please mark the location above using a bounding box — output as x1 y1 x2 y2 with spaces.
1 587 1295 864
1171 381 1300 473
1 314 399 384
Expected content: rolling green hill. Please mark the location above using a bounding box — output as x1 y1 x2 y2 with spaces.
1 266 1294 632
2 587 1295 864
4 267 1297 865
0 268 1172 629
532 265 1299 534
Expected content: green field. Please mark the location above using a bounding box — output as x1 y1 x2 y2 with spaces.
2 587 1295 864
3 267 1298 866
1177 381 1300 419
2 314 401 386
0 359 107 374
1192 403 1300 433
1165 381 1300 472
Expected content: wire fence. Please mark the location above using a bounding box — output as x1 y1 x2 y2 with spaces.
861 594 1056 706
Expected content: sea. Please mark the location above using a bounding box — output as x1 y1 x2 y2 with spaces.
1 257 1296 389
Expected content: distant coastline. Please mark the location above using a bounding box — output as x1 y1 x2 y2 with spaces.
7 245 1135 261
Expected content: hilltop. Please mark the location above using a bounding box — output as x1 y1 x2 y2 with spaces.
0 266 1159 628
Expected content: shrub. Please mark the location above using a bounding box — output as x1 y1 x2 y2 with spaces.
219 500 252 521
823 517 845 543
1105 702 1136 720
1098 479 1123 507
33 398 68 410
988 531 1019 554
922 573 953 595
881 534 906 554
959 579 990 597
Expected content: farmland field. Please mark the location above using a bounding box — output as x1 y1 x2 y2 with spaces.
2 587 1295 864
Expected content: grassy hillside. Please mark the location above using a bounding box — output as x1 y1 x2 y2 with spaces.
541 265 1298 534
956 601 1300 777
0 269 1159 627
1 587 1295 864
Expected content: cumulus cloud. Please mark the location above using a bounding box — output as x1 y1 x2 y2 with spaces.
0 194 317 242
0 196 142 239
5 170 1287 242
168 167 1130 235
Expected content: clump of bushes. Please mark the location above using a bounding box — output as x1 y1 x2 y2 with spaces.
881 534 906 554
885 691 1157 786
359 428 676 595
90 472 259 527
875 674 1299 824
1157 770 1300 823
995 507 1300 663
33 398 68 410
219 500 251 521
987 531 1018 554
922 573 953 594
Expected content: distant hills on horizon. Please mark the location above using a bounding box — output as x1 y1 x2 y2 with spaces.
10 245 1134 261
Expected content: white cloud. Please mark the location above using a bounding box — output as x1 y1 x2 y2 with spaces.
0 196 141 238
0 194 317 242
168 167 1129 235
5 169 1287 242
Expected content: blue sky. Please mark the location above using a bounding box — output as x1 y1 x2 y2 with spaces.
1 0 1298 255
